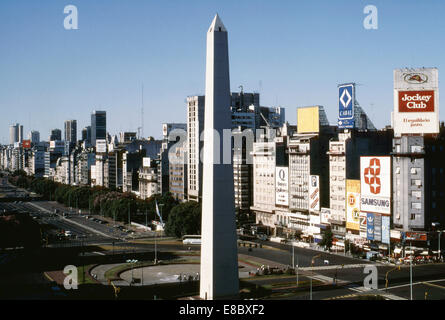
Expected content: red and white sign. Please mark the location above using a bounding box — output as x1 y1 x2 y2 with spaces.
22 140 31 149
308 175 320 211
398 91 435 112
360 156 391 214
393 68 439 135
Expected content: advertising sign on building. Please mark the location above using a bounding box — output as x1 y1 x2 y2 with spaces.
143 157 152 168
96 139 107 153
308 175 320 211
320 207 331 224
338 83 355 129
405 232 428 241
374 213 382 242
346 180 360 231
359 211 367 238
382 215 390 244
393 68 439 135
297 106 320 133
22 140 31 149
367 213 374 241
275 167 289 206
360 156 391 214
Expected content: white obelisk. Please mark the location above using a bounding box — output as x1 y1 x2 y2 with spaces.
199 14 239 300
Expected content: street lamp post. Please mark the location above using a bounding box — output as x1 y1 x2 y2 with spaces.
310 254 322 300
410 241 413 300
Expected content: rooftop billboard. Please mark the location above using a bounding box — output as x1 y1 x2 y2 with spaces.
338 83 355 129
393 68 439 135
297 106 320 133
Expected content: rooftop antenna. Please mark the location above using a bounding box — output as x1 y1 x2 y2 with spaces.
141 83 144 139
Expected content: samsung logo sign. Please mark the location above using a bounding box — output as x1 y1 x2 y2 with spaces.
361 197 390 207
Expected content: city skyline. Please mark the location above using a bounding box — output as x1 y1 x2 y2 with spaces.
1 0 445 144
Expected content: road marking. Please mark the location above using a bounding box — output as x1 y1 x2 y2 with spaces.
301 263 369 271
422 282 445 290
384 278 445 290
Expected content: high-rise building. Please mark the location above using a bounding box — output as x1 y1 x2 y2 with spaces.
91 111 107 147
29 131 40 144
169 143 188 202
328 130 393 238
158 123 187 195
392 128 445 232
187 95 205 202
82 126 91 144
64 120 77 143
50 129 62 141
9 123 22 145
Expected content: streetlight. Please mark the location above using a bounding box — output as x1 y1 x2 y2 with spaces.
126 259 138 286
410 241 413 300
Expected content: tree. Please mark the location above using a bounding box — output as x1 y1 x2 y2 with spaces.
165 201 201 238
319 227 334 251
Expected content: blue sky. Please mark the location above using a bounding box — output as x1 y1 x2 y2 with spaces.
1 0 444 143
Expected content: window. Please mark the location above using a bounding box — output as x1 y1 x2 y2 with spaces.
396 167 400 174
410 214 416 220
412 191 422 199
411 202 421 210
411 145 422 153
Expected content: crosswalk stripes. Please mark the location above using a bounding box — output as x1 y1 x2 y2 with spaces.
300 263 369 271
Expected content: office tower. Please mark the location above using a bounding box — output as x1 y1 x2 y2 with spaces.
9 124 19 145
200 14 239 300
91 111 107 147
64 120 77 143
50 129 62 141
29 131 40 144
187 95 205 202
18 125 23 143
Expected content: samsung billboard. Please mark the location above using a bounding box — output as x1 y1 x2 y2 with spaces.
360 156 391 215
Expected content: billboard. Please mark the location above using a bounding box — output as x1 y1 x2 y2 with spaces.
297 106 320 133
346 180 360 231
338 83 355 129
96 139 107 153
308 175 320 211
359 211 367 238
381 215 390 244
320 207 331 224
393 68 439 135
22 140 31 149
374 213 382 242
275 167 289 206
405 232 427 241
360 156 391 214
143 157 152 168
367 213 374 241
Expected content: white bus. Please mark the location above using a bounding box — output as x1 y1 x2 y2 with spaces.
182 235 201 245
